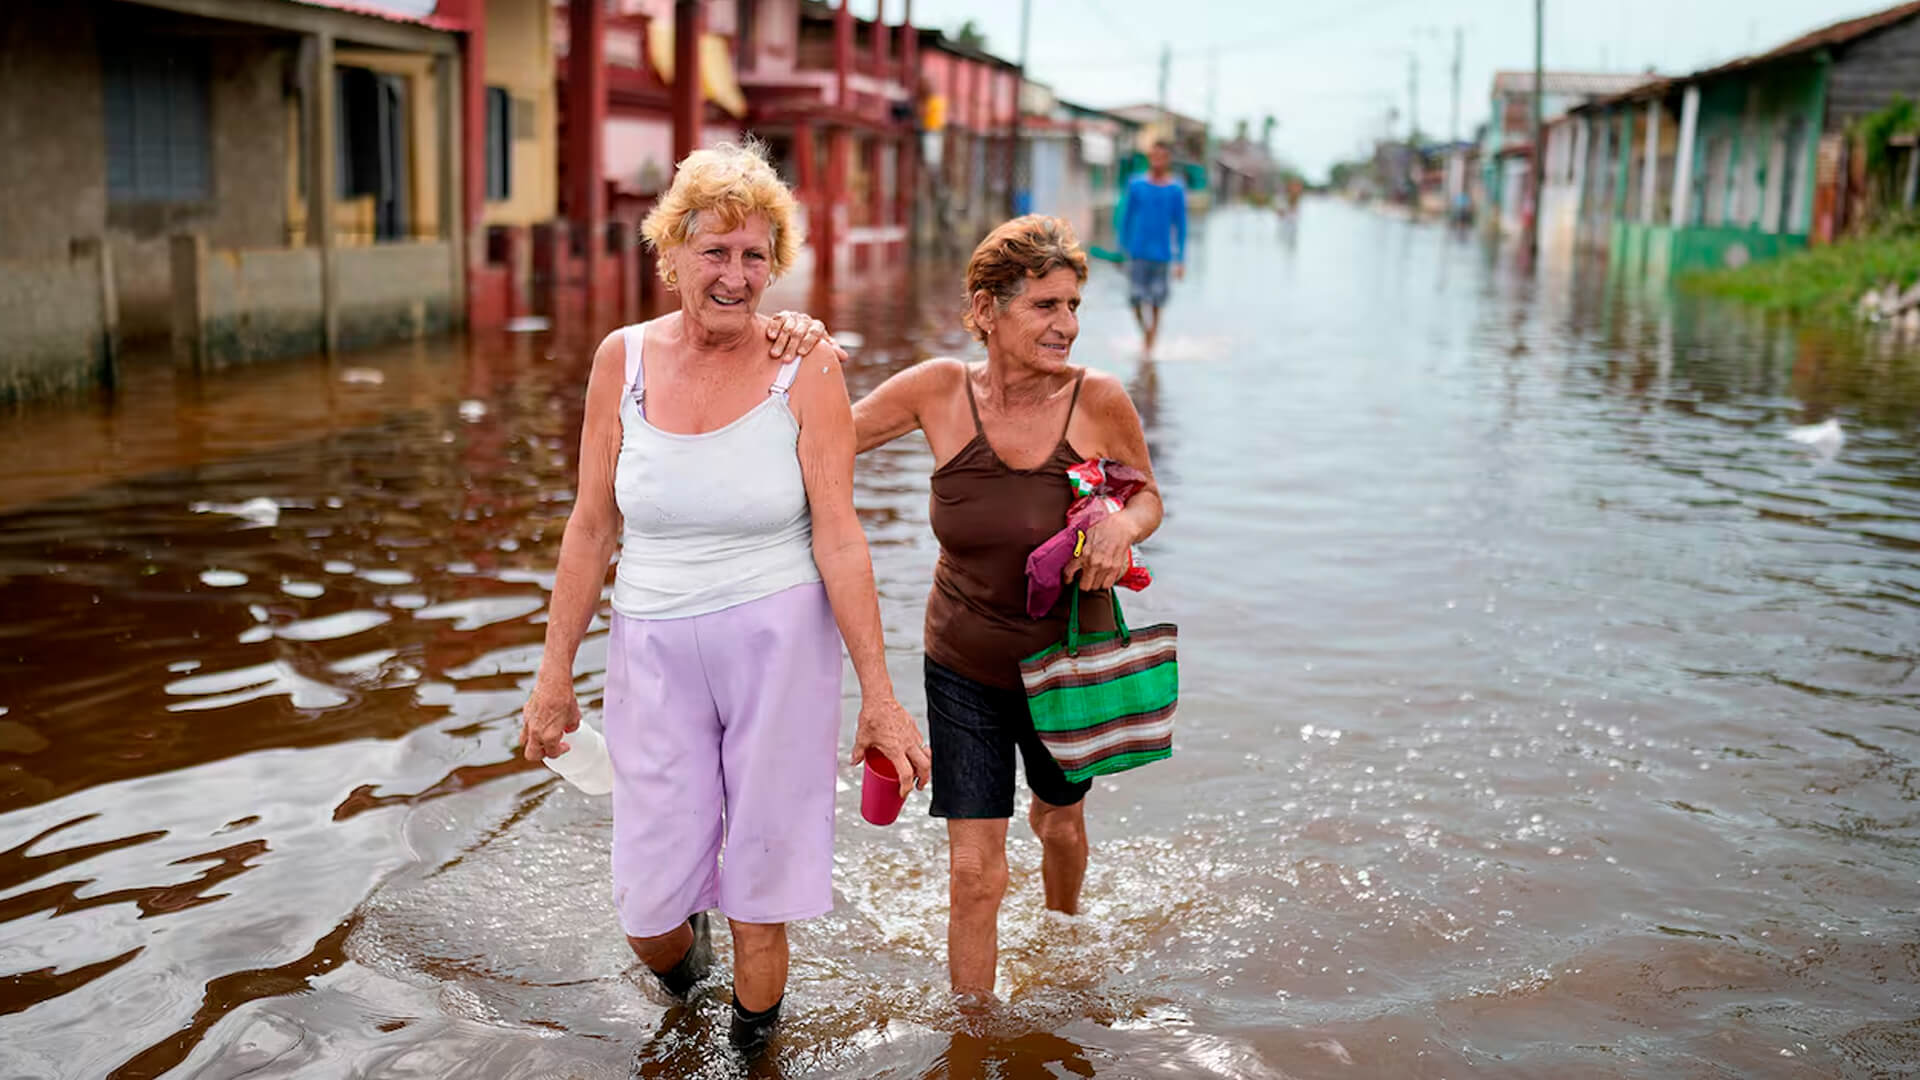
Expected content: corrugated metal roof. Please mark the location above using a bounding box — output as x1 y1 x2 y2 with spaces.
1491 71 1658 97
1581 0 1920 107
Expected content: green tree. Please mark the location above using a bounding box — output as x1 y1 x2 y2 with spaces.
954 18 988 51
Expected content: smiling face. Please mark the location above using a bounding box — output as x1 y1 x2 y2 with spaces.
669 212 773 334
976 267 1081 374
1148 143 1173 175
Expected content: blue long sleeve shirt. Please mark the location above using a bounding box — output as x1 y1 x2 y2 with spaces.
1118 175 1188 263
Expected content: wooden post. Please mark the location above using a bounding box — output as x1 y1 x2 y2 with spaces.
873 0 889 74
439 51 466 325
456 0 486 257
570 0 607 307
672 0 704 165
834 0 853 112
307 30 338 356
899 0 916 86
820 126 851 280
1640 98 1661 225
1669 84 1700 228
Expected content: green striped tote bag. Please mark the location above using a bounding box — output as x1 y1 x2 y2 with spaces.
1019 591 1178 783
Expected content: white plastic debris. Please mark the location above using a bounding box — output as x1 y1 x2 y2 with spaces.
1786 418 1844 458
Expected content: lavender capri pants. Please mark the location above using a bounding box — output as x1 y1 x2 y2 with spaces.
603 582 843 937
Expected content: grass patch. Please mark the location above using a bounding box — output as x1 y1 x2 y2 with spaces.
1680 225 1920 321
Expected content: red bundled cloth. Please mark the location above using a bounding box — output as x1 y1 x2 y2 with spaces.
1023 458 1154 618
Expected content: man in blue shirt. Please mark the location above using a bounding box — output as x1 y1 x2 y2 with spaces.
1118 141 1188 350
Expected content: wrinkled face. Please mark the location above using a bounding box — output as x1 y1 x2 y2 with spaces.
979 267 1081 373
1149 144 1173 173
671 213 773 331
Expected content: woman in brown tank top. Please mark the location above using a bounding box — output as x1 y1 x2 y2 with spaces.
852 216 1163 1000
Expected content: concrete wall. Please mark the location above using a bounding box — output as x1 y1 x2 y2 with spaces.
482 0 558 227
336 242 457 350
0 245 116 404
195 245 327 367
0 5 105 262
0 1 292 343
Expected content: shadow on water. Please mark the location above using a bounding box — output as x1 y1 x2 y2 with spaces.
2 202 1919 1077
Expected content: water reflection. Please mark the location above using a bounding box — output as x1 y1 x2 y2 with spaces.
2 202 1917 1078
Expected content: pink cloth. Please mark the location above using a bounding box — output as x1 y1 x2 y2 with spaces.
1024 459 1153 618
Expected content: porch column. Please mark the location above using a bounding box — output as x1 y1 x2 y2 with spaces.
873 0 890 74
1639 98 1661 224
894 134 912 231
458 0 486 254
439 50 467 324
1614 111 1634 221
898 0 916 86
818 125 851 281
1669 85 1700 228
834 0 853 111
865 134 886 231
570 0 608 303
672 0 704 164
306 29 338 355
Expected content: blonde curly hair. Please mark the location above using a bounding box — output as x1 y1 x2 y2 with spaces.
641 141 803 282
962 215 1089 342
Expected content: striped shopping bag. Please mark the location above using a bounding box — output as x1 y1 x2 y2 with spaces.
1019 591 1178 783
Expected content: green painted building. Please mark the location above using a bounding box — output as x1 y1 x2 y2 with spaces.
1549 0 1920 281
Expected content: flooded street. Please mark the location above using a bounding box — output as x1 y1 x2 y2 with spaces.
3 200 1918 1078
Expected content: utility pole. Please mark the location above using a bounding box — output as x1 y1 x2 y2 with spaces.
1407 52 1419 142
1157 41 1170 142
1449 26 1462 143
1526 0 1544 258
1009 0 1031 213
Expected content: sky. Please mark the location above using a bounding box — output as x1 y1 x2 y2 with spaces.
860 0 1891 180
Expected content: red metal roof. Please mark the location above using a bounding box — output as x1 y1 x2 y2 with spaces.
284 0 467 32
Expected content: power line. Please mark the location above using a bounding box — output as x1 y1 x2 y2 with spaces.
1030 0 1421 71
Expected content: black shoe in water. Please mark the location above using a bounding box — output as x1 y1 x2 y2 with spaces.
729 995 782 1059
652 911 713 999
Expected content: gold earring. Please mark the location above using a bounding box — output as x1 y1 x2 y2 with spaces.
664 266 678 287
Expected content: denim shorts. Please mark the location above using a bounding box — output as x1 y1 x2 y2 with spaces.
1127 259 1172 307
925 657 1091 819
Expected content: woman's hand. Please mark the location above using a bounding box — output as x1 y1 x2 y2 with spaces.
520 676 582 762
849 695 932 798
766 311 846 365
1064 512 1140 592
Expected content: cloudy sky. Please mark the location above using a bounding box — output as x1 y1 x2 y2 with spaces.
869 0 1887 179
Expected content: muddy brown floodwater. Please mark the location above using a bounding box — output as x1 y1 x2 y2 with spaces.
3 202 1918 1079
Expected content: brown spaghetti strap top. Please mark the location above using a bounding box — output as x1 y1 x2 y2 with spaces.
925 369 1116 690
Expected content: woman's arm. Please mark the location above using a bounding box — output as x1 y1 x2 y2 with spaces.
1066 371 1164 592
792 359 933 795
851 358 961 455
522 330 627 761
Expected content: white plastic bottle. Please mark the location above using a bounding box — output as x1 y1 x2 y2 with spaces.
543 719 614 795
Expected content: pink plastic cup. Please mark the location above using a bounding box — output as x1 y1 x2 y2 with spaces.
861 748 907 826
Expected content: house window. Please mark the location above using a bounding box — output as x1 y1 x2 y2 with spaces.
102 42 210 203
485 86 512 201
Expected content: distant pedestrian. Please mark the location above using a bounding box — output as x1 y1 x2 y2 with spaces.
1118 141 1189 351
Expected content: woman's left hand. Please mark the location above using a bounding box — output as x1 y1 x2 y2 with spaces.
767 311 846 365
849 695 932 798
1064 513 1139 592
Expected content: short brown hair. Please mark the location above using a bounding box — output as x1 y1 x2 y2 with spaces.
962 215 1089 342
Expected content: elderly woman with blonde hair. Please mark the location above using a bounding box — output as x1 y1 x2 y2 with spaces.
519 142 930 1053
853 216 1162 999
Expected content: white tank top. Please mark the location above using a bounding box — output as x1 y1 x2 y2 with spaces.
610 320 821 619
